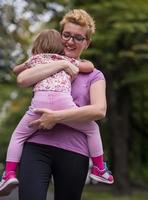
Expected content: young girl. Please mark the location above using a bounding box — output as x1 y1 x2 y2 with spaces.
0 29 113 196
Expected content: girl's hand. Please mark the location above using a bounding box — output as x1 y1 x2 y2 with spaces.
63 60 79 80
28 108 58 129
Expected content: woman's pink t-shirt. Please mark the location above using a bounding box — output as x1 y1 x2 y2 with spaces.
27 69 105 157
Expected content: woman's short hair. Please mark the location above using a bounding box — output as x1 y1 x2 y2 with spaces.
60 9 96 39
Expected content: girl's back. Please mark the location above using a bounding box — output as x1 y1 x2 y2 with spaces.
25 53 78 93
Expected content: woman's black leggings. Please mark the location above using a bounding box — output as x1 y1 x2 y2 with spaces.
19 142 89 200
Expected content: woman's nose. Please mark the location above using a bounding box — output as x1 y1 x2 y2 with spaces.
67 37 75 44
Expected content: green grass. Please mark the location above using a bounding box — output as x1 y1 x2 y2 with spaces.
82 185 148 200
48 184 148 200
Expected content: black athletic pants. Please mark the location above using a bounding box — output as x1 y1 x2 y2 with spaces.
19 142 89 200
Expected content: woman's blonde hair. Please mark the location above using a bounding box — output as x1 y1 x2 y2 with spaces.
32 29 64 55
60 9 96 39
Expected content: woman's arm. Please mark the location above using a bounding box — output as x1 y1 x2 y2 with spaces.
79 60 94 73
13 62 27 75
29 80 107 129
56 79 107 121
17 60 79 87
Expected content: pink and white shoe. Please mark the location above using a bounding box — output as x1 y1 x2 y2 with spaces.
90 165 114 184
0 171 19 196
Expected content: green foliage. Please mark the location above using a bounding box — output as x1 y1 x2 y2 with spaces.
0 80 32 163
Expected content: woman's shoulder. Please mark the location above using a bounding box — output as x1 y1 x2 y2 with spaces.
88 68 105 81
75 68 105 87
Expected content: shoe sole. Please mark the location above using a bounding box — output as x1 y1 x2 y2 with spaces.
0 178 19 196
90 174 114 184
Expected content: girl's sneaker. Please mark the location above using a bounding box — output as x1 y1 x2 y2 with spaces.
90 164 114 184
0 171 19 196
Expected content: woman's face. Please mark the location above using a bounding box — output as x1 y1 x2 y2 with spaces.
61 22 90 59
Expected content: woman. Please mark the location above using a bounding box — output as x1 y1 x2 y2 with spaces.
17 9 108 200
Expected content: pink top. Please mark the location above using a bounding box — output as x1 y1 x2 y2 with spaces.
25 53 79 93
27 68 105 157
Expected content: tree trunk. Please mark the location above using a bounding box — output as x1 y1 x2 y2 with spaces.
107 83 131 194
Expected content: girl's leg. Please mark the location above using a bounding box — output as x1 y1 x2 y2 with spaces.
6 92 53 166
52 147 89 200
0 112 40 196
19 143 52 200
51 93 104 157
6 112 40 163
0 94 48 196
61 120 115 184
52 93 113 184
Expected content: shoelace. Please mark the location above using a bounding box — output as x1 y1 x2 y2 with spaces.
104 162 112 175
0 172 5 182
1 172 5 179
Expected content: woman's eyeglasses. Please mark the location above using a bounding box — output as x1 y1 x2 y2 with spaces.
61 32 86 43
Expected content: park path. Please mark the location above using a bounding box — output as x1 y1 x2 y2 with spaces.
0 187 54 200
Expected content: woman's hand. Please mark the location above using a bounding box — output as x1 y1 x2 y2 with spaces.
29 109 58 129
13 62 27 75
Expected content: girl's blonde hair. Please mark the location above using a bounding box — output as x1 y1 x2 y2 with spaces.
60 9 96 39
32 29 64 55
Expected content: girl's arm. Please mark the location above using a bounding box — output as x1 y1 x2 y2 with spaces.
28 80 107 129
78 60 94 73
17 60 79 87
